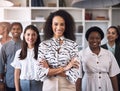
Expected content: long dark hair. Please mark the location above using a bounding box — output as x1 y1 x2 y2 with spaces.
107 26 120 43
43 9 76 41
19 25 41 60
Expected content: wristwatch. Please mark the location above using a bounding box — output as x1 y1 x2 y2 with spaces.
0 79 4 83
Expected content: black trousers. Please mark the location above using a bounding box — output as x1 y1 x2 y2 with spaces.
118 75 120 91
6 87 15 91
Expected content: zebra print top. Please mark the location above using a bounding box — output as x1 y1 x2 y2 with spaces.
37 36 80 83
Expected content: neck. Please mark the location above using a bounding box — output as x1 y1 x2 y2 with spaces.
28 45 34 49
13 37 20 42
54 35 62 39
90 47 100 55
108 41 115 47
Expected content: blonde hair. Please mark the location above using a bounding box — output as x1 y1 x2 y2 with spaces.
0 22 11 33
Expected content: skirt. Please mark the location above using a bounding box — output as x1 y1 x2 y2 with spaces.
20 80 43 91
43 76 76 91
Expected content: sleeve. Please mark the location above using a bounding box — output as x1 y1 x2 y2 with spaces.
65 42 81 83
108 51 120 77
0 46 7 73
36 42 49 81
11 50 21 69
79 50 83 78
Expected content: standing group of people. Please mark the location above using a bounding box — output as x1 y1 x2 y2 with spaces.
0 9 120 91
0 22 23 91
79 26 120 91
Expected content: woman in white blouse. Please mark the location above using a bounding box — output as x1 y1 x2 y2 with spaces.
79 26 120 91
11 25 42 91
37 10 81 91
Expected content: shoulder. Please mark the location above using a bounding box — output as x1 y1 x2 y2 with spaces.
101 43 107 49
116 42 120 48
100 47 113 56
65 38 78 46
65 38 75 43
79 47 88 56
16 49 21 54
1 40 12 50
2 40 13 46
38 39 53 50
14 49 21 56
39 39 52 46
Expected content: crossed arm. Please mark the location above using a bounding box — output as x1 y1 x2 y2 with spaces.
39 57 79 77
39 57 81 91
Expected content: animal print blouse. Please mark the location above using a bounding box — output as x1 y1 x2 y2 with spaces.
37 37 80 83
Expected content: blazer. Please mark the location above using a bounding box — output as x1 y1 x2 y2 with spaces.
101 43 120 67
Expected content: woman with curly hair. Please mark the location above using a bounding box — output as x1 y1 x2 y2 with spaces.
37 10 81 91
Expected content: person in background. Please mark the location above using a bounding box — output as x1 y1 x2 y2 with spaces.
0 22 23 91
79 26 120 91
37 10 81 91
0 22 12 50
0 22 12 91
11 25 42 91
101 26 120 90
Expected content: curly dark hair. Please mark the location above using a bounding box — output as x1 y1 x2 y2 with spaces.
107 26 120 43
43 9 76 41
19 25 41 60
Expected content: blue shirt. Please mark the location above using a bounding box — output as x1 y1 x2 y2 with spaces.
107 43 115 55
0 39 22 88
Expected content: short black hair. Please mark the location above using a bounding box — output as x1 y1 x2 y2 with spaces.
85 26 104 41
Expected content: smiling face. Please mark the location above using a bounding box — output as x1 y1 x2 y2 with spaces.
52 16 65 39
107 28 118 43
24 29 38 48
11 24 22 39
88 31 101 50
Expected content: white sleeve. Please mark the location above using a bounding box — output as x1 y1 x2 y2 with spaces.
108 51 120 77
65 43 82 83
11 50 21 69
36 42 49 81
